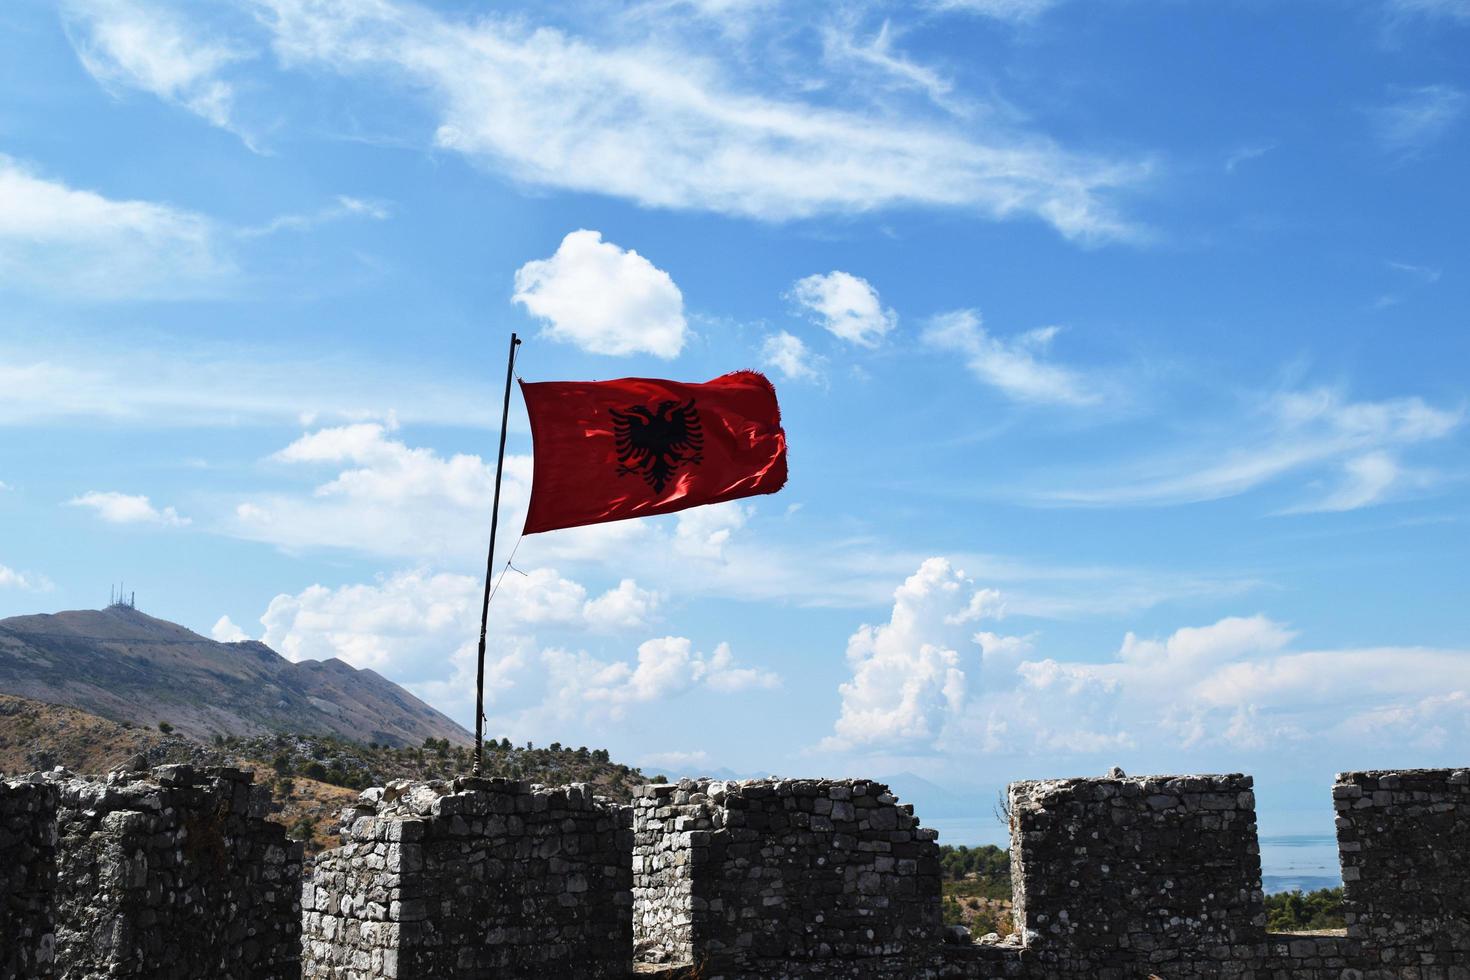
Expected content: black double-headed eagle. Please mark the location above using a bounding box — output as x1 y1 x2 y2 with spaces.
610 399 704 493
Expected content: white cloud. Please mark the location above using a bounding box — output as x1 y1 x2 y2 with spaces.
61 0 253 140
930 0 1059 21
761 331 823 382
674 502 749 559
211 615 251 642
820 19 961 114
824 558 995 750
1044 387 1461 509
0 154 228 300
922 309 1098 405
818 561 1470 761
1369 84 1466 156
582 579 661 631
563 636 778 715
960 613 1470 757
790 272 896 347
1225 143 1274 174
254 0 1145 240
239 195 391 238
0 346 507 430
234 422 512 559
68 491 191 527
513 230 687 358
0 563 53 592
259 567 658 669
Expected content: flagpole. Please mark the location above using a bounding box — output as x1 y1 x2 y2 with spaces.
474 331 521 776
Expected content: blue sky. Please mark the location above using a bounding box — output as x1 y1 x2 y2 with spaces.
1 0 1467 840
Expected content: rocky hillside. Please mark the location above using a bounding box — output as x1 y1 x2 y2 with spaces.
0 605 468 747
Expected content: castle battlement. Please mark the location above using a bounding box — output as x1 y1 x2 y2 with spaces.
0 765 1466 979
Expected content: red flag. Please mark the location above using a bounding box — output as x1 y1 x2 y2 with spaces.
520 370 787 534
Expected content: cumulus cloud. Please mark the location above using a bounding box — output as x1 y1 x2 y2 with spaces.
922 309 1098 405
211 615 251 642
674 502 749 559
790 272 896 347
760 331 822 382
68 491 190 527
1044 387 1462 510
0 563 53 592
254 562 771 735
962 613 1470 758
0 154 228 299
824 558 999 750
61 0 254 141
552 636 779 717
234 422 509 559
260 567 659 670
253 0 1144 239
513 230 687 358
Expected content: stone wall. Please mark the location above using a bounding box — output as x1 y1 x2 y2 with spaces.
1335 767 1470 978
4 763 1470 980
632 778 944 978
302 777 632 980
53 764 302 980
1009 773 1267 978
1 776 58 979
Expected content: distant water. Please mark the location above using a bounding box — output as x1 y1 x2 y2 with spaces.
1259 835 1341 893
926 820 1341 895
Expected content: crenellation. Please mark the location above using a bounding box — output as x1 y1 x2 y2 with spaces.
632 777 945 978
1334 767 1470 979
0 765 1467 979
1009 772 1268 978
302 776 633 979
50 763 303 980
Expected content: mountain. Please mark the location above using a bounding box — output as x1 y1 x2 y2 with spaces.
0 605 469 747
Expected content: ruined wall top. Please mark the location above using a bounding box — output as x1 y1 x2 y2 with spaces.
1334 767 1470 973
1010 770 1265 977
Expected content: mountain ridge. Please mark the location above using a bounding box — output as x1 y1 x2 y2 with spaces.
0 605 469 747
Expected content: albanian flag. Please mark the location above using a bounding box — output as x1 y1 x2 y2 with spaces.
520 371 787 534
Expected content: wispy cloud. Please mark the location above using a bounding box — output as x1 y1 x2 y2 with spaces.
0 154 230 300
1225 142 1274 173
929 0 1060 23
0 345 507 430
1043 388 1462 511
1385 0 1470 22
922 309 1100 406
238 195 390 238
820 18 965 115
1368 84 1466 157
68 491 191 526
61 0 258 147
253 0 1146 240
